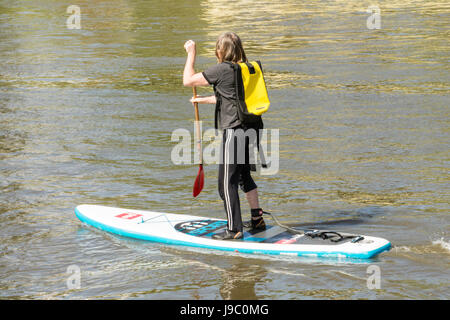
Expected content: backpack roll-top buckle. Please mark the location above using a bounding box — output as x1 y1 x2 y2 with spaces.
245 62 256 74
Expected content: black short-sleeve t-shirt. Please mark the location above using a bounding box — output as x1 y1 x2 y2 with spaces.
202 62 241 129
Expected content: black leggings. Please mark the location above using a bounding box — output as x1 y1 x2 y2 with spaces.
218 127 258 232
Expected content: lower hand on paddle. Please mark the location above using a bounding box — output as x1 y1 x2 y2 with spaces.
190 95 216 105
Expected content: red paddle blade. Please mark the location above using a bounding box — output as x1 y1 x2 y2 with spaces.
193 165 204 197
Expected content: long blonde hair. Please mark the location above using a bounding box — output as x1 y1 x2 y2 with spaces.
215 32 248 64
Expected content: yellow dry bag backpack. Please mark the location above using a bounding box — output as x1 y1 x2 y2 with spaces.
234 61 270 125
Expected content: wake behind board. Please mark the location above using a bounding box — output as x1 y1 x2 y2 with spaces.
75 205 391 259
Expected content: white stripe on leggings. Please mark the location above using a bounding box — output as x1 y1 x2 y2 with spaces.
224 129 233 230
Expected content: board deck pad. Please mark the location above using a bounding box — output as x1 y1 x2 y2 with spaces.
75 204 392 259
174 219 355 245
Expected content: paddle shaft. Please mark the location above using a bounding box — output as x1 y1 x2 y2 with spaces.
193 87 202 164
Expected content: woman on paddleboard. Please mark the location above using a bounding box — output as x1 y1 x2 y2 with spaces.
183 32 266 240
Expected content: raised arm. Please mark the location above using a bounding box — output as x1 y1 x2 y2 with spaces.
183 40 209 87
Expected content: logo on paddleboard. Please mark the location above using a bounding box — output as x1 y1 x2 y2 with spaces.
175 220 228 237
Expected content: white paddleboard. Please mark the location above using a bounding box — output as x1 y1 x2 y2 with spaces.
75 204 391 259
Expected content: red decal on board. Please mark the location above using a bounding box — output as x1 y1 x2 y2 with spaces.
115 212 143 220
275 234 302 244
275 238 298 244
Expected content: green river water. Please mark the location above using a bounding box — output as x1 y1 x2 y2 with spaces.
0 0 449 299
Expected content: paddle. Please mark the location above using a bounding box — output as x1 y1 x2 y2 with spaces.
192 87 204 197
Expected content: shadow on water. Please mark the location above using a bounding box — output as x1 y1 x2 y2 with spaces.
288 206 387 229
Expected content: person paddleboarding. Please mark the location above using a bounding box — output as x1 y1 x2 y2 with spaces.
183 32 270 240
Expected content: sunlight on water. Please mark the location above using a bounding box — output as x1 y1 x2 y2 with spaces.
0 0 448 300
